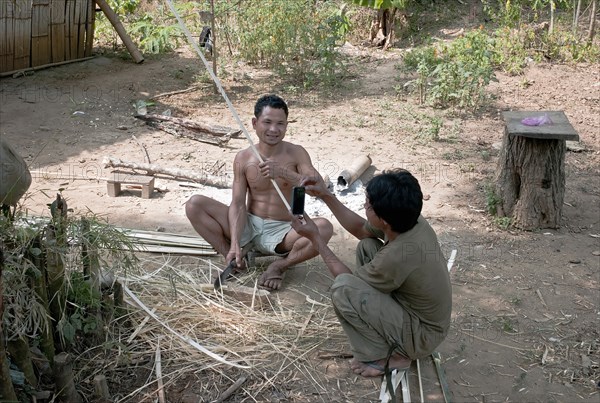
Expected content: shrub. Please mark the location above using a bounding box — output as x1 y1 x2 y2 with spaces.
402 29 496 110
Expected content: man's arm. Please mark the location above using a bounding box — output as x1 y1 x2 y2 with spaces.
302 176 373 240
291 215 351 278
227 151 249 266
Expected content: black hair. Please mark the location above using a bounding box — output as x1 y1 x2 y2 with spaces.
366 169 423 233
254 94 289 118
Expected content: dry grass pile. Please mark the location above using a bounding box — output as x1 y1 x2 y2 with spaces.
78 254 345 401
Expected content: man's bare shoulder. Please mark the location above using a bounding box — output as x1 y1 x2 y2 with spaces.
282 141 309 155
235 146 259 162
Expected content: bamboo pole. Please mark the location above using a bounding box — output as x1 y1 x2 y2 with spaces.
0 248 19 402
0 55 95 78
336 155 372 190
31 236 55 364
94 0 144 63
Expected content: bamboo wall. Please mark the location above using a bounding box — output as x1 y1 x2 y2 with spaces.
0 0 95 74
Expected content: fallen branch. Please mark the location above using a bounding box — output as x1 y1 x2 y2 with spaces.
135 113 241 138
214 376 247 403
150 85 210 100
147 120 230 146
102 156 232 188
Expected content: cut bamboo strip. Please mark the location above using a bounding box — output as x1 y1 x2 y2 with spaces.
123 285 250 368
50 0 66 62
131 244 217 256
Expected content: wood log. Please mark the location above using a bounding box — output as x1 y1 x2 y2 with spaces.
94 0 144 63
102 156 232 188
146 120 230 146
135 113 242 138
0 248 19 402
54 352 82 402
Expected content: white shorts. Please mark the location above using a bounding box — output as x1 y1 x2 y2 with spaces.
239 213 292 256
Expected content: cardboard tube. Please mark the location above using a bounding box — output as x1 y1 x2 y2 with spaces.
337 155 372 189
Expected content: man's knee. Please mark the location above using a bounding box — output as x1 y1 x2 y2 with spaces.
356 237 383 266
185 194 209 219
314 217 334 240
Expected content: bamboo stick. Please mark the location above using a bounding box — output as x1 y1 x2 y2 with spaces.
94 0 144 63
31 236 55 364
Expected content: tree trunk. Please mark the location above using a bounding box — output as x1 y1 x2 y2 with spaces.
573 0 582 34
0 248 19 402
495 134 566 229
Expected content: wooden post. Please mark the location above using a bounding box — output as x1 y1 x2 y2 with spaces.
31 236 55 364
495 111 579 230
0 248 19 402
94 0 144 63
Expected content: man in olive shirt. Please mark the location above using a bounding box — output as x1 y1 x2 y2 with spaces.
291 169 452 377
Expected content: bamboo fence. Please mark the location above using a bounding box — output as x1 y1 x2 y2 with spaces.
0 0 95 74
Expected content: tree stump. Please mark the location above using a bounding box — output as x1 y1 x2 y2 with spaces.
495 111 579 230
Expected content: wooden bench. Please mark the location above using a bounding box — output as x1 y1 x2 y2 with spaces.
106 172 155 199
495 111 579 230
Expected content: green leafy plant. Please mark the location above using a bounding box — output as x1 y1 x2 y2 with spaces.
402 29 496 110
231 0 348 88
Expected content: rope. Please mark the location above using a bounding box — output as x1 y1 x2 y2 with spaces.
164 0 291 210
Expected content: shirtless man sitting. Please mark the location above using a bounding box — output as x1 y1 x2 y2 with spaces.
185 94 333 290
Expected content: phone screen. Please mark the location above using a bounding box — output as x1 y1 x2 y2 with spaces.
291 186 305 215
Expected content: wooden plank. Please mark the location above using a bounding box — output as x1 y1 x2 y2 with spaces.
0 0 15 73
50 0 66 62
31 0 51 67
13 0 32 69
502 110 579 141
84 0 94 57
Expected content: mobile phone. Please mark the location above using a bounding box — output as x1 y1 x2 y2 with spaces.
291 186 305 216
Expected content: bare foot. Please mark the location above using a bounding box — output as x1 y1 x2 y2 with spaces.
258 263 286 290
350 354 412 378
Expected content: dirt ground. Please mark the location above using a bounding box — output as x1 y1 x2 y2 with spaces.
1 34 599 402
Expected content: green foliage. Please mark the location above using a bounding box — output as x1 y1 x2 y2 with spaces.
232 0 349 88
129 14 182 54
484 182 501 215
60 272 101 345
346 0 409 9
402 29 496 110
482 0 573 27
